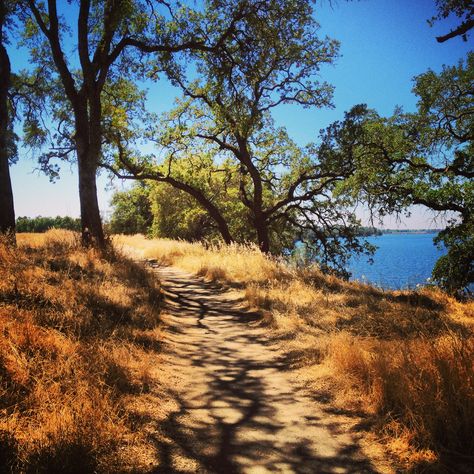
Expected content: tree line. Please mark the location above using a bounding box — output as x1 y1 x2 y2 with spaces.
0 0 472 294
16 215 81 232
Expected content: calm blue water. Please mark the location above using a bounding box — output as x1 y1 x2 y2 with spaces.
349 233 445 290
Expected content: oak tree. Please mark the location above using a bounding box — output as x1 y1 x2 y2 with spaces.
21 0 248 248
108 0 374 274
324 55 473 293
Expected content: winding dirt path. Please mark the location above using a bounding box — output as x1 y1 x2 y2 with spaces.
149 265 391 474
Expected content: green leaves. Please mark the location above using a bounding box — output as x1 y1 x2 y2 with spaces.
109 183 153 235
433 219 474 295
323 54 474 293
22 117 47 147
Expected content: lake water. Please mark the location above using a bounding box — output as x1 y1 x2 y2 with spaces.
348 233 445 290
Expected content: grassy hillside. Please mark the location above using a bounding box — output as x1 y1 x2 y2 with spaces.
0 231 163 473
116 235 474 472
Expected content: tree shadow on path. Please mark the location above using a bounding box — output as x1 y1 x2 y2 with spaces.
147 266 385 474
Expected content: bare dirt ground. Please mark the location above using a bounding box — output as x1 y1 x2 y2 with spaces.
143 265 393 474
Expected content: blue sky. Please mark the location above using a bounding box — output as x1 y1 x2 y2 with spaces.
9 0 473 228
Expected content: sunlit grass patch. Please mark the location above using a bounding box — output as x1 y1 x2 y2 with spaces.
0 231 163 472
114 235 284 284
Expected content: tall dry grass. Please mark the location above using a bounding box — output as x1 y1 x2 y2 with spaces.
113 235 280 283
116 234 474 471
1 231 163 473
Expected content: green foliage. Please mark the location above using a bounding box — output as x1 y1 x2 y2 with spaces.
109 184 153 235
16 68 148 181
16 216 81 233
152 155 254 241
108 156 255 242
433 220 474 295
138 0 374 273
322 54 473 293
149 183 215 241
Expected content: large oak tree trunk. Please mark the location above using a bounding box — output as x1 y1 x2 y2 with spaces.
209 206 234 245
0 20 15 240
74 90 106 249
78 156 105 248
255 217 270 253
76 138 105 248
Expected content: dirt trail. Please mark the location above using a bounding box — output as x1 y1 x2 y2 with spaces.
149 265 391 474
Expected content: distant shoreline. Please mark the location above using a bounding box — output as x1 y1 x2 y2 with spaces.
358 227 442 237
379 229 441 235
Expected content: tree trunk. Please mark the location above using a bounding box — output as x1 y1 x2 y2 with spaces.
77 143 105 248
236 137 270 252
255 216 270 253
0 19 15 241
208 206 234 245
74 89 106 249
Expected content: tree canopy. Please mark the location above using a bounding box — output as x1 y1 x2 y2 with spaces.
107 0 375 275
19 0 267 248
321 54 473 293
108 183 153 235
15 215 81 232
0 0 470 291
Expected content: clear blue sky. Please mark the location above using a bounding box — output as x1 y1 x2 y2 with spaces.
9 0 473 228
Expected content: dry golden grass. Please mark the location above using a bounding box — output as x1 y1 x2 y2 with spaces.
113 235 281 283
116 234 474 471
1 231 163 473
